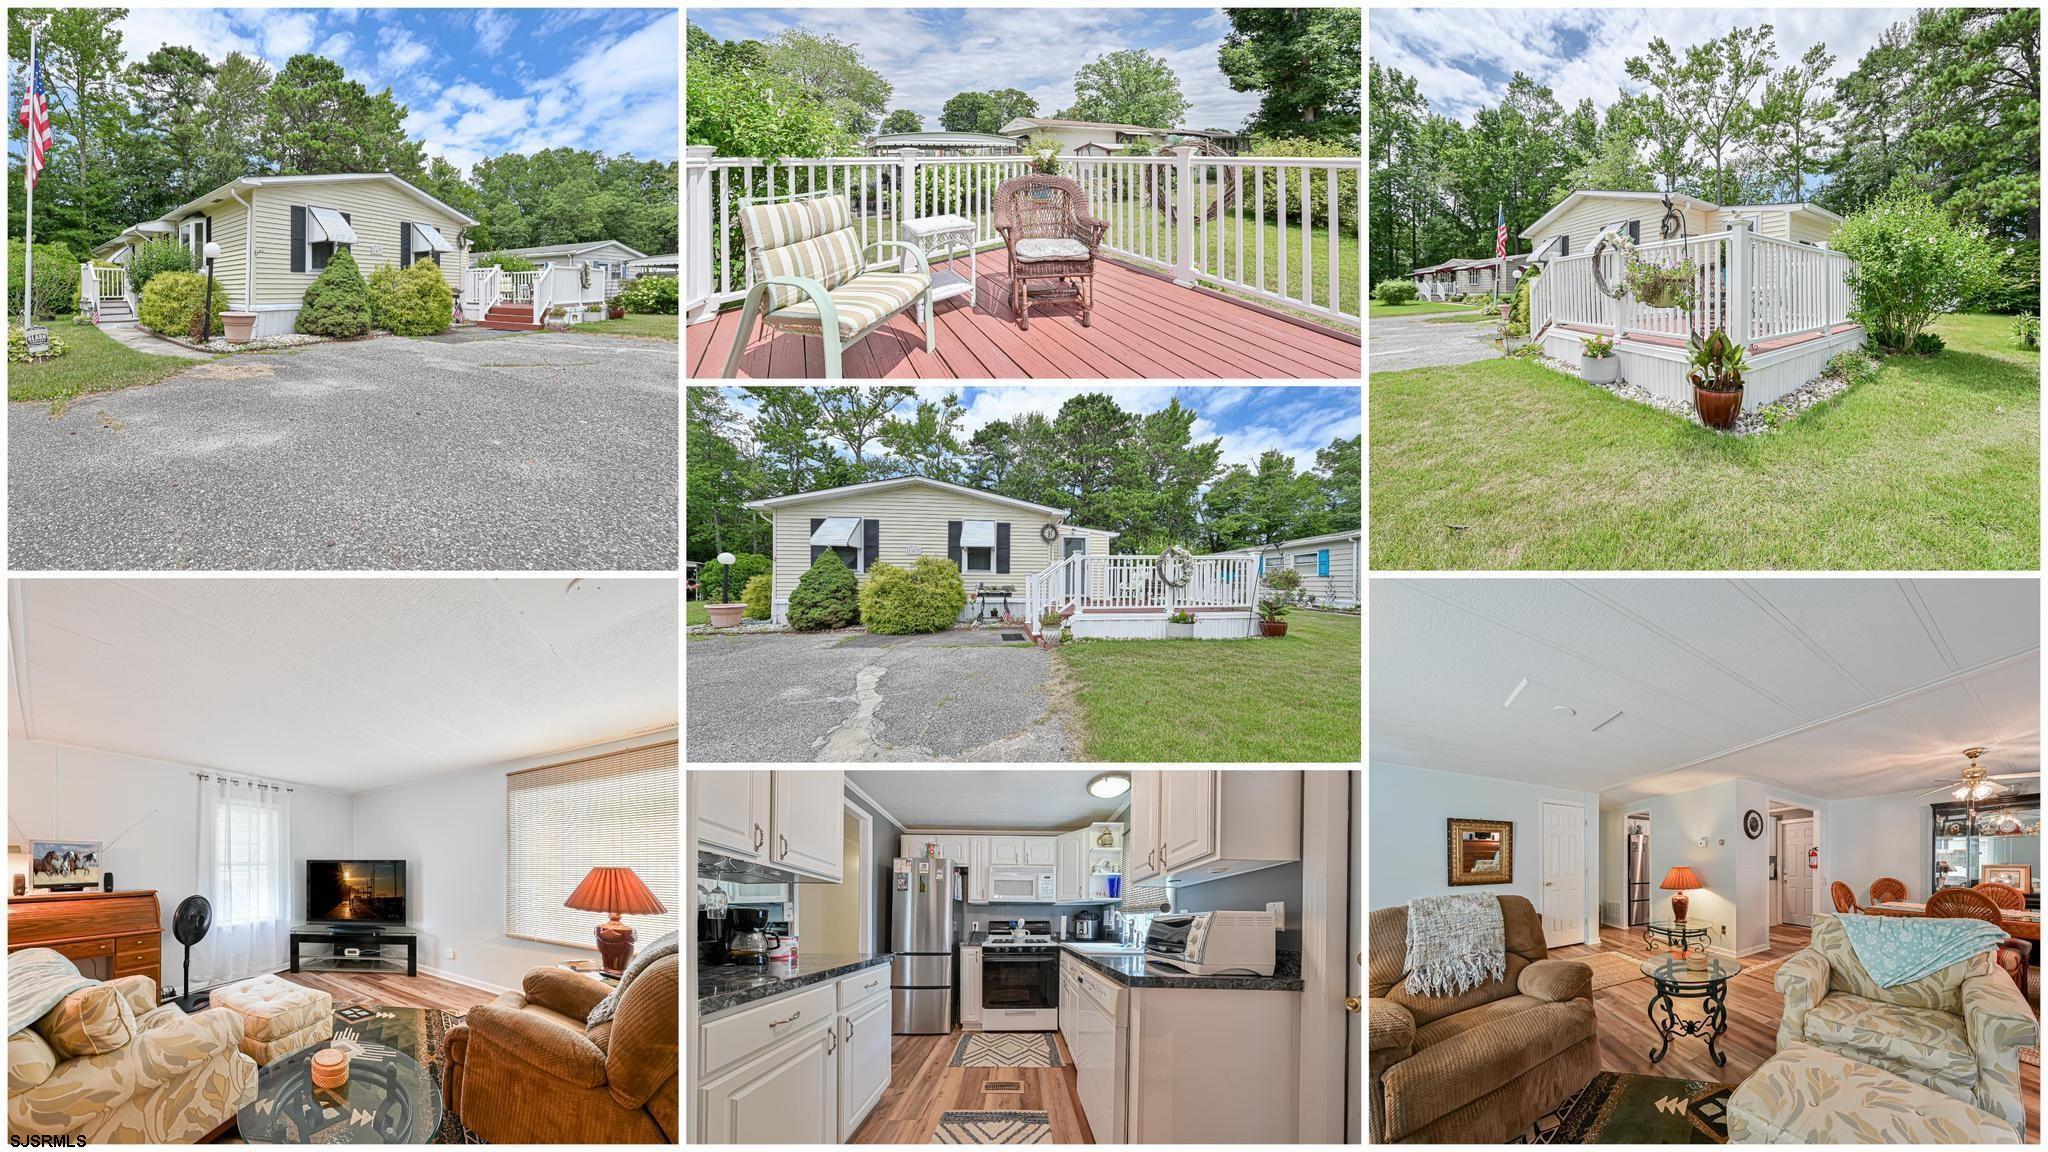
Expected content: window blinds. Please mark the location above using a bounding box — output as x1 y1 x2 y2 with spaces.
506 740 678 949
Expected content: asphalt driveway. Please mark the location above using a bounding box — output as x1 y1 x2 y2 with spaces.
687 629 1075 762
9 332 677 569
1369 311 1503 372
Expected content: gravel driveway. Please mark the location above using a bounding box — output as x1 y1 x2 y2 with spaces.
9 332 677 570
687 630 1075 762
1369 311 1503 372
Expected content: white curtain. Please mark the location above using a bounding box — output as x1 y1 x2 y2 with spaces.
195 775 291 988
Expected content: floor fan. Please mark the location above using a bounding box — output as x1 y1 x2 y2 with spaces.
173 895 212 1011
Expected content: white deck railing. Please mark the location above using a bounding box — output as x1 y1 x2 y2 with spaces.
684 146 1360 330
465 266 501 310
502 270 538 304
1533 221 1858 347
79 263 132 316
1025 553 1256 637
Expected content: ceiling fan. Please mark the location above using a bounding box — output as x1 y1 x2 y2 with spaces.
1912 747 2040 803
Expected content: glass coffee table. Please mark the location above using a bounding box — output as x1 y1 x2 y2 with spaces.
1642 919 1713 955
237 1037 441 1143
1641 955 1742 1067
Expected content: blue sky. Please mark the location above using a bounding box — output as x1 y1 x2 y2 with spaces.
688 8 1260 133
104 8 678 172
716 386 1361 472
1373 8 1914 125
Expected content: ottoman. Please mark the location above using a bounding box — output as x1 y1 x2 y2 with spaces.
211 974 333 1065
1728 1044 2019 1143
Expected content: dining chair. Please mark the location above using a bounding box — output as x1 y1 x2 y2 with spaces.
1868 877 1907 905
1926 887 2028 997
1829 881 1861 913
1973 881 2026 910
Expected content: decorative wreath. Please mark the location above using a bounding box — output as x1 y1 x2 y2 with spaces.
1154 545 1194 588
1039 523 1060 543
1590 227 1636 301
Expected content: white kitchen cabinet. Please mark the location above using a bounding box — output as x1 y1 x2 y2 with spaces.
1159 771 1217 870
697 1012 838 1143
1055 829 1087 903
1127 772 1162 883
770 769 844 881
988 836 1024 866
1023 836 1057 866
698 770 771 862
959 947 982 1028
837 989 892 1139
1125 984 1300 1142
1136 770 1300 887
899 833 925 860
968 836 990 904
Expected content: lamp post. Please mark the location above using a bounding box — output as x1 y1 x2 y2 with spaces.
202 241 221 342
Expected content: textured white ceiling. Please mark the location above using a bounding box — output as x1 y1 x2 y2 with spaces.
1369 578 2040 806
848 770 1128 829
9 578 678 791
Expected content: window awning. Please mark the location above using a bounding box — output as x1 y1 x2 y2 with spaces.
810 517 863 547
960 520 997 548
412 222 452 252
307 206 357 246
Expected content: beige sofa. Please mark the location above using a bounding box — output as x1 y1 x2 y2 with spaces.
1368 894 1598 1143
8 949 257 1142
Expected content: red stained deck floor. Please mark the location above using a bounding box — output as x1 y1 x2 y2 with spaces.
687 256 1361 379
1555 321 1863 354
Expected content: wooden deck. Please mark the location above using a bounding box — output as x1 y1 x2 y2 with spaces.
1556 321 1863 355
688 256 1360 379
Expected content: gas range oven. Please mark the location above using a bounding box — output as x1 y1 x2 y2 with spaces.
980 920 1058 1031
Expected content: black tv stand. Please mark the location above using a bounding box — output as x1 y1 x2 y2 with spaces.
289 924 418 976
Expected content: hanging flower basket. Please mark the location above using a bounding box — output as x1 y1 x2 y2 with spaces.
1625 259 1698 311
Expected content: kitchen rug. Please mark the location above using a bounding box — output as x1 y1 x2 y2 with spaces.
950 1032 1062 1068
933 1110 1051 1143
1508 1072 1732 1144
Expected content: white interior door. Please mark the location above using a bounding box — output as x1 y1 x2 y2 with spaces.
1540 800 1586 947
1780 819 1814 927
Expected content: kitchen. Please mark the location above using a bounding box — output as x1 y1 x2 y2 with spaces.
688 769 1361 1144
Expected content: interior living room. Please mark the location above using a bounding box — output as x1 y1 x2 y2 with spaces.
1369 577 2040 1145
5 577 679 1144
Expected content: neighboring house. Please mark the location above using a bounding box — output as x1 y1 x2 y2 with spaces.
1519 190 1843 265
89 173 476 337
865 131 1022 157
488 239 648 294
1409 255 1528 300
744 476 1120 625
1247 530 1362 609
628 253 679 277
997 117 1240 155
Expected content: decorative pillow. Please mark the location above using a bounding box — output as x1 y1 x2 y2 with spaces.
32 983 137 1059
9 1028 58 1091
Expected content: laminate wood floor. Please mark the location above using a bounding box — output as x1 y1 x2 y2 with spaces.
274 969 499 1014
1552 923 2040 1141
850 1029 1094 1143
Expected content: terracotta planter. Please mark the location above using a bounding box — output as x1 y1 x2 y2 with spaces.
706 603 745 628
1260 619 1288 638
1693 385 1743 430
1580 354 1619 384
221 311 258 345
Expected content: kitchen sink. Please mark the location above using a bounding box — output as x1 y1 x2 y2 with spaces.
1063 941 1145 953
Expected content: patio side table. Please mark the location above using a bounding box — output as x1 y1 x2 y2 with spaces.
902 213 978 311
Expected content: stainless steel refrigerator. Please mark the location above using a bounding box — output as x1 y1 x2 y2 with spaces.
1626 823 1651 927
890 857 957 1034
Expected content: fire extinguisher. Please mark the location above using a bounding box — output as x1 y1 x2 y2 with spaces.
1808 846 1821 870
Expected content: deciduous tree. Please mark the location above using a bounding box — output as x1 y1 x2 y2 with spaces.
1060 50 1188 128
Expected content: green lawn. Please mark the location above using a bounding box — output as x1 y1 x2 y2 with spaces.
687 600 708 627
1370 312 2039 569
1370 299 1483 317
570 313 679 340
8 316 203 411
1058 608 1360 761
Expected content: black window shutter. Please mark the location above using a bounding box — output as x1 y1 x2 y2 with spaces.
810 518 826 566
862 518 878 571
1560 234 1569 257
203 215 212 245
340 212 351 247
947 520 962 569
1628 220 1640 243
290 206 305 272
400 222 412 268
996 523 1011 573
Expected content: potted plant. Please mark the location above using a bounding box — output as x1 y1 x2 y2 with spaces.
1165 609 1195 639
544 305 572 332
1580 334 1618 384
1687 326 1749 430
221 310 258 345
1038 607 1065 644
607 301 626 321
1257 568 1302 637
1623 257 1698 311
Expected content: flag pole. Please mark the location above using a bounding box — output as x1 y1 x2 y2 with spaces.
22 29 34 336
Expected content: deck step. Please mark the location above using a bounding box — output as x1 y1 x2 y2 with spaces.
477 319 542 332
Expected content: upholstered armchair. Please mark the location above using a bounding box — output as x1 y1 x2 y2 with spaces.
1776 912 2036 1138
1368 894 1598 1143
444 955 677 1143
7 949 256 1143
993 174 1109 330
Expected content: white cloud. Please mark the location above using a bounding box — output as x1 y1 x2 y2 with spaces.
473 11 516 57
316 33 354 61
114 9 263 66
377 24 433 72
262 11 319 65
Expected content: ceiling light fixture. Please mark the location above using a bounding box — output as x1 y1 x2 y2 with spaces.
1087 773 1131 799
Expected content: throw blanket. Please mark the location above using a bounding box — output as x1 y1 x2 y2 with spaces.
588 930 677 1028
9 948 92 1035
1836 913 2010 987
1404 893 1505 997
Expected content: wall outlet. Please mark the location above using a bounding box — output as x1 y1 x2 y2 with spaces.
443 948 456 960
1265 900 1286 927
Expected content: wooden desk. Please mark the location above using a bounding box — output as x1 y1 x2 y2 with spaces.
1867 900 2041 942
7 890 162 992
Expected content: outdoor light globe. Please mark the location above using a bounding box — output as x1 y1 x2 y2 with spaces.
203 241 221 263
717 551 735 566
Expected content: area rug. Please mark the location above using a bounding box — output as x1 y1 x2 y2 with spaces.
932 1110 1051 1143
1509 1072 1732 1144
1735 956 1788 986
213 1003 468 1144
1576 950 1649 992
950 1032 1061 1068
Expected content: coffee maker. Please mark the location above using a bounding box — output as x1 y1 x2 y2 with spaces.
725 907 783 964
697 884 730 965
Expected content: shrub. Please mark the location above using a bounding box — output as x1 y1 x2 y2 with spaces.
1507 268 1540 337
2014 312 2039 350
1166 609 1195 624
1258 566 1304 622
1373 279 1418 306
9 327 68 362
367 258 454 336
138 271 229 338
1968 242 2039 314
1909 331 1945 356
1834 190 2001 352
858 557 967 634
8 239 82 320
788 550 860 631
126 237 195 295
619 274 680 315
473 252 539 273
296 246 372 337
1827 348 1881 387
702 551 770 599
1244 137 1358 229
741 573 774 620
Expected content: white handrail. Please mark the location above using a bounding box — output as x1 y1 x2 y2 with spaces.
79 262 96 309
503 270 538 304
531 262 557 325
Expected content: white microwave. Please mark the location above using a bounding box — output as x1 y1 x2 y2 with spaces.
988 865 1056 903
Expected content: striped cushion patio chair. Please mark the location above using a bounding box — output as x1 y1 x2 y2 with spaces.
721 190 934 378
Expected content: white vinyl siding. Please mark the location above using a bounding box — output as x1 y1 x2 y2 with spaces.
1255 535 1361 609
250 180 468 305
1529 195 1716 262
174 203 248 310
1787 212 1839 246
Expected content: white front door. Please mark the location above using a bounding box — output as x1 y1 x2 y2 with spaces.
1781 819 1814 926
1540 800 1585 947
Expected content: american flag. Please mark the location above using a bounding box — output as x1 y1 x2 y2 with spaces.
18 52 51 190
1496 204 1508 260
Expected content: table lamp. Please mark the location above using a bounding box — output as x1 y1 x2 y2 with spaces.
565 866 668 975
1660 866 1704 923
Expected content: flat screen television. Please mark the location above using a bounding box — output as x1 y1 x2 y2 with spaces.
30 840 102 891
306 860 407 926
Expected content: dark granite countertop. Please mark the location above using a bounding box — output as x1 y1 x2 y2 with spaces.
698 953 892 1017
1060 944 1304 991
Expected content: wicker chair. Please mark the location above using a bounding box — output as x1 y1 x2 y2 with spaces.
1829 881 1860 913
1868 877 1907 905
1925 887 2029 998
993 174 1108 330
1974 882 2027 910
